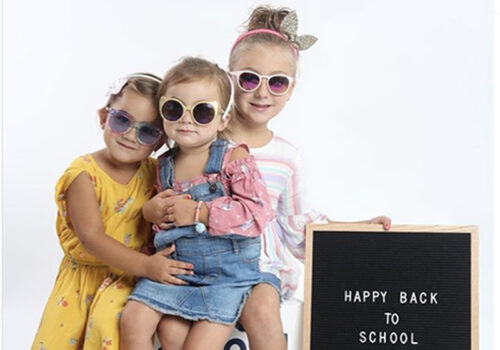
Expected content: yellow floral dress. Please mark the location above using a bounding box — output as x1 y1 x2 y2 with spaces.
32 154 156 350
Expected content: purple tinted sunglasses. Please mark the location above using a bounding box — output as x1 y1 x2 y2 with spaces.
229 70 294 96
106 107 162 146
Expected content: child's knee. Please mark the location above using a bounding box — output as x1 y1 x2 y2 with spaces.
250 302 280 325
120 302 148 336
158 332 184 350
119 304 136 335
157 316 190 349
120 301 161 340
240 294 282 335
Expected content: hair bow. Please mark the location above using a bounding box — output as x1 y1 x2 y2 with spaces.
105 77 128 97
280 10 318 51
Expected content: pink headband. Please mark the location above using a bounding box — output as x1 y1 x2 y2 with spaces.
230 29 298 59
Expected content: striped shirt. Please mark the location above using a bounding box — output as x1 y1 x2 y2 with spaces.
250 135 327 299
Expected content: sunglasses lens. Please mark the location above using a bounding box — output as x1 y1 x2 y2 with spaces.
193 103 216 124
137 125 161 145
238 72 260 92
109 110 131 133
268 75 290 95
161 99 184 122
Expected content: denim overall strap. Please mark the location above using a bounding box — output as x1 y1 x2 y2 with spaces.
204 139 229 174
157 147 179 191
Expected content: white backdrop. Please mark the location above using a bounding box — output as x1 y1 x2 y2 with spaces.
4 0 493 349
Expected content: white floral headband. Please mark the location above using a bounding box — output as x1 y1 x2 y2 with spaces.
105 73 162 97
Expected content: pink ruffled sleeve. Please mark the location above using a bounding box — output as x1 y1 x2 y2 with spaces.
205 152 274 237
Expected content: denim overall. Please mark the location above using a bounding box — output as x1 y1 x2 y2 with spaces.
129 139 263 324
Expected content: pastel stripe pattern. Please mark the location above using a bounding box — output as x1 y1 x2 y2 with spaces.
249 135 327 299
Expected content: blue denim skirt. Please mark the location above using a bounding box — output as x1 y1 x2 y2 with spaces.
261 272 283 301
129 235 263 324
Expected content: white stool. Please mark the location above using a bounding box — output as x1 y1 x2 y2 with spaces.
153 298 303 350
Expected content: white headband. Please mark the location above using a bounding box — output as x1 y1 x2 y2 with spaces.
105 73 161 97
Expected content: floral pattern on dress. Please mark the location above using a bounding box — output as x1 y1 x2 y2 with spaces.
85 294 94 305
102 338 113 350
57 296 69 307
32 155 157 350
90 175 97 187
98 277 113 292
123 233 132 245
114 197 132 213
85 318 93 340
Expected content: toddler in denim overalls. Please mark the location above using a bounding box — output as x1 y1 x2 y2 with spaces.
129 138 272 324
121 57 274 349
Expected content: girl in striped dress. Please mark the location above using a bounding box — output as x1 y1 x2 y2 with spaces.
148 6 392 350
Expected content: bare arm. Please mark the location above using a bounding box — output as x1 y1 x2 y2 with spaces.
66 172 192 284
328 216 392 230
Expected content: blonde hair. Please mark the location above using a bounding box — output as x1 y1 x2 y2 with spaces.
229 6 297 73
158 57 232 113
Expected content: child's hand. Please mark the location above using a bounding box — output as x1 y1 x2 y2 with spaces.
145 244 194 285
368 216 392 230
328 216 392 230
143 189 190 229
164 198 198 227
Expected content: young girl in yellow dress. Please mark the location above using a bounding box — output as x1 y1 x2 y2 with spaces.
31 73 193 350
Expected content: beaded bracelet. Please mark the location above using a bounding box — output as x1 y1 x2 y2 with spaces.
194 201 206 233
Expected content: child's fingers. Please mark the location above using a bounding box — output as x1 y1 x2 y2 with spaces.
169 267 194 276
163 195 190 206
156 245 176 256
156 247 194 270
372 215 392 230
170 260 193 270
383 217 392 230
162 275 188 285
157 189 175 198
161 211 171 221
158 222 174 230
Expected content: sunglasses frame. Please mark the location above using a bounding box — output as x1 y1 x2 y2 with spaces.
159 96 224 126
106 107 163 146
229 70 294 96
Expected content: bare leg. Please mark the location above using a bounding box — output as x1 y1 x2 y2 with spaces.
183 320 234 350
120 301 162 350
239 283 286 350
157 315 191 350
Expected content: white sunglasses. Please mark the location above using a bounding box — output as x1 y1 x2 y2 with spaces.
229 70 294 96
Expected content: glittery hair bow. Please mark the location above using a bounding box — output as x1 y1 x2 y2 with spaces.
279 10 317 51
230 10 318 59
